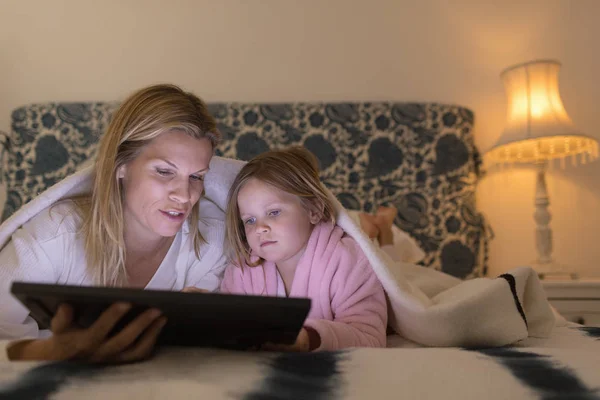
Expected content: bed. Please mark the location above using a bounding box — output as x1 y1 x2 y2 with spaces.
0 101 599 399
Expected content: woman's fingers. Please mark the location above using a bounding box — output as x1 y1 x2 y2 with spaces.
22 303 165 363
80 302 132 346
50 304 74 334
90 308 162 361
57 302 131 358
112 316 167 363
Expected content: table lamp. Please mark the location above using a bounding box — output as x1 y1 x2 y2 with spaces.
485 59 598 279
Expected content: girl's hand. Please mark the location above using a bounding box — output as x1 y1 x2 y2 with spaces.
261 328 320 352
7 303 166 363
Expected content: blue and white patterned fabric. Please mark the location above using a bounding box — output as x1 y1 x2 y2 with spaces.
0 325 599 399
0 102 489 278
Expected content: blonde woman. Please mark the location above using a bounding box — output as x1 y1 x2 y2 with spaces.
0 84 226 362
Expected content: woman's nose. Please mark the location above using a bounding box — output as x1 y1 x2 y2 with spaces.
169 180 191 203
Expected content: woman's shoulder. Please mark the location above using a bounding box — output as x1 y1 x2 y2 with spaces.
178 208 226 266
196 197 226 244
18 200 84 243
198 217 225 242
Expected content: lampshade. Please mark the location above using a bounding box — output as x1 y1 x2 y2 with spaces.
486 60 598 167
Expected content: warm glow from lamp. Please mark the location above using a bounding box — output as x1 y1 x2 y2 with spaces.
486 60 598 167
485 60 598 280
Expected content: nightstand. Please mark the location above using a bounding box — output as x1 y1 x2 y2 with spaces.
542 279 600 326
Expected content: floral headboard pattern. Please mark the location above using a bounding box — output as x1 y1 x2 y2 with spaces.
0 102 489 278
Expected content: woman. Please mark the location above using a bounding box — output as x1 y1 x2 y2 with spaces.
0 84 227 362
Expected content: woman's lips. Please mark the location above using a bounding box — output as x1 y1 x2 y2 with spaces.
160 210 186 221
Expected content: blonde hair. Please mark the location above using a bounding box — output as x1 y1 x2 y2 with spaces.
79 84 219 286
225 146 336 268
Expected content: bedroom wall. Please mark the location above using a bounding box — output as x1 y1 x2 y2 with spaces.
1 0 599 277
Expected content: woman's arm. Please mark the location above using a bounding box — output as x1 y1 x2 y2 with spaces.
0 228 57 341
0 208 166 362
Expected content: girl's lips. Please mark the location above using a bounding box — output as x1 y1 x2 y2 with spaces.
260 241 276 247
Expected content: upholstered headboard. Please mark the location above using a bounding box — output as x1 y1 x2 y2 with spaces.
0 102 490 278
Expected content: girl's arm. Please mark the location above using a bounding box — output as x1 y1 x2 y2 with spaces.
304 251 388 351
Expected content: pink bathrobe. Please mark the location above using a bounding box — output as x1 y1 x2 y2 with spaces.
220 222 388 351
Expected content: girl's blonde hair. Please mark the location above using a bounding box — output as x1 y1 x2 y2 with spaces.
79 83 219 286
225 146 336 267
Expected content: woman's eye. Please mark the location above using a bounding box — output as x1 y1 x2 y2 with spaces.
156 169 172 176
190 175 204 182
269 210 280 217
244 217 256 225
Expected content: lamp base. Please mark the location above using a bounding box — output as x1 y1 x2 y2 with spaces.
531 261 578 280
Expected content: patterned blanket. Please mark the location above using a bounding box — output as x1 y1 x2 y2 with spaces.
1 325 599 399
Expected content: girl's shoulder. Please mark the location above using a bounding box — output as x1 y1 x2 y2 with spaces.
220 260 275 295
225 260 272 276
338 232 367 261
308 222 368 271
315 222 366 259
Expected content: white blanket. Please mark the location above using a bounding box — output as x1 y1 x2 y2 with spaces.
0 156 555 347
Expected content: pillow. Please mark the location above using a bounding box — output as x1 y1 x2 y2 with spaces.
0 103 118 220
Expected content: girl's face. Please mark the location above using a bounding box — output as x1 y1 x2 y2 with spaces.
237 178 320 271
118 130 213 244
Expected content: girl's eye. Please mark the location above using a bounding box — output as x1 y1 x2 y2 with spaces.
268 210 280 217
190 175 204 182
244 217 256 225
156 169 172 177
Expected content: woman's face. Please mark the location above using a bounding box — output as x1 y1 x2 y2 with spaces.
118 130 213 243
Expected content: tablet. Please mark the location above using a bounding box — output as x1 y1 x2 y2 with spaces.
10 282 311 350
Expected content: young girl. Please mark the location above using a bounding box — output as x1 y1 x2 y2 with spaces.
220 147 387 352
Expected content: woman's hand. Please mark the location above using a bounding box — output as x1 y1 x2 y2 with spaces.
7 303 167 363
261 327 320 353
